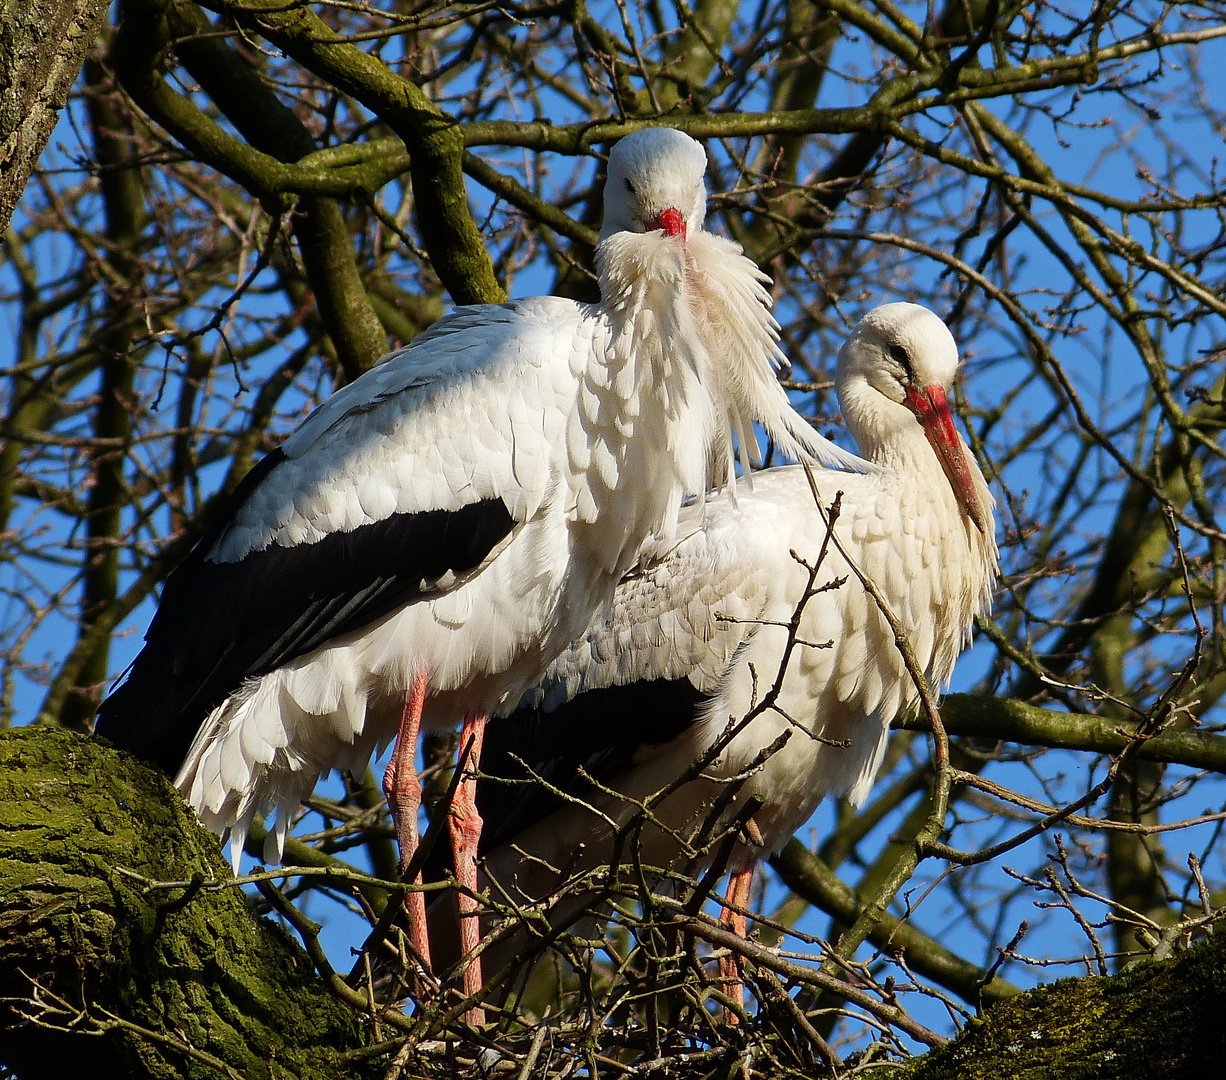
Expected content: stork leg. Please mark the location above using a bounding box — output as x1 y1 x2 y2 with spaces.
717 863 754 1019
382 670 433 974
450 711 487 1025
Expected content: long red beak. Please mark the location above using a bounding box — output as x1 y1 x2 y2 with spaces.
646 206 686 239
905 384 988 534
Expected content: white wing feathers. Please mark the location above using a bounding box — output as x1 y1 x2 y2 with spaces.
210 299 592 563
512 462 995 853
520 517 774 714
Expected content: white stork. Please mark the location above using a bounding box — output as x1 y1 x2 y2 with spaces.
430 303 998 1002
93 127 868 1008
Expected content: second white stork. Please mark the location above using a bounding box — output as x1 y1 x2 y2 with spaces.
93 127 866 1006
427 303 998 1001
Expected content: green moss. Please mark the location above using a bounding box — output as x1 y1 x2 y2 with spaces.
0 727 383 1080
900 932 1226 1079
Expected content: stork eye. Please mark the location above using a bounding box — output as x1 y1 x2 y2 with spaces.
888 343 913 374
624 177 636 195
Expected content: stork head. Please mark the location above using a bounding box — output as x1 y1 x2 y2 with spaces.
838 303 989 534
600 128 708 242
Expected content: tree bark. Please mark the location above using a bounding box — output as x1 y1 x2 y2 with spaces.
0 728 381 1080
0 0 111 232
899 930 1226 1079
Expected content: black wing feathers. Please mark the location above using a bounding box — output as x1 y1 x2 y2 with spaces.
95 446 516 775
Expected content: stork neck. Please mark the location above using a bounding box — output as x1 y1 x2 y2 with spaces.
839 376 933 472
556 232 715 577
593 229 716 490
840 372 994 537
595 228 800 493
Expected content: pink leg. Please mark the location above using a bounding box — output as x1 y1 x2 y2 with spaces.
717 863 754 1018
449 712 486 1025
382 671 432 974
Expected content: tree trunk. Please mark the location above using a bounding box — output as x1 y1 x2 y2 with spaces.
0 0 111 232
0 727 380 1080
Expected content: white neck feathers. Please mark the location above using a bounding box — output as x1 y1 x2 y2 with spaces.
596 228 871 501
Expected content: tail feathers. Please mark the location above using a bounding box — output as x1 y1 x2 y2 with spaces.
218 791 298 873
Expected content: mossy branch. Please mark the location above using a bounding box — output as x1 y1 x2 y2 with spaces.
0 727 391 1080
164 1 389 381
896 929 1226 1079
206 0 505 306
770 841 1022 1007
896 694 1226 774
0 0 113 232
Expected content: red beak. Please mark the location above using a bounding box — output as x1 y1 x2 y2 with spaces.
905 384 988 534
646 206 686 239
